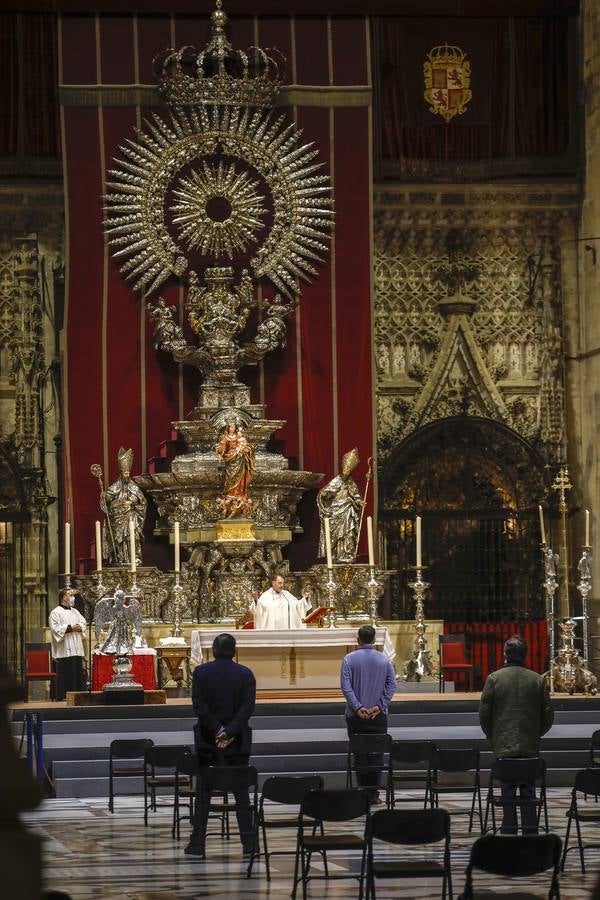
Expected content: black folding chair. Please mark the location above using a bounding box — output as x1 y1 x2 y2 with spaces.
484 756 548 835
390 740 436 808
589 729 600 767
293 788 370 900
426 747 483 833
460 833 562 899
345 732 393 807
366 808 452 900
173 752 197 840
196 765 259 875
252 775 325 881
143 744 191 825
561 767 600 873
108 738 154 813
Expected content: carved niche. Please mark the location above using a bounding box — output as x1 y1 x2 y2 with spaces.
373 185 578 468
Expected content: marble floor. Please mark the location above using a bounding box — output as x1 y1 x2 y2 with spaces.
22 790 600 899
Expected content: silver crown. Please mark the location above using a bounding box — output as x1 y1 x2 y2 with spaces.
153 1 283 109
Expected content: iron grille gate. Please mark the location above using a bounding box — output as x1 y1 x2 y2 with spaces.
384 511 544 623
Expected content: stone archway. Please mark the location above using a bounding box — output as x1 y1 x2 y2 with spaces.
380 416 546 622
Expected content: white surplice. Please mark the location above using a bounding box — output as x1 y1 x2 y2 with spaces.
254 588 312 630
48 604 87 659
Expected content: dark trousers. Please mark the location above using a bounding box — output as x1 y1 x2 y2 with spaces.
189 752 253 851
500 780 537 833
55 656 85 700
347 714 388 789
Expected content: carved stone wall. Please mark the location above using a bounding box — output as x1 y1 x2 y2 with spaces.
577 0 600 620
373 184 578 471
0 183 63 673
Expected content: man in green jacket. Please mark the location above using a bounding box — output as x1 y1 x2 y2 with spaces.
479 635 554 833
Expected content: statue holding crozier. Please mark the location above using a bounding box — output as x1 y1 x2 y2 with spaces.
98 447 147 567
317 447 364 563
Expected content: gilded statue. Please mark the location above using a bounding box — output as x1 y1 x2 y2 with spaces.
317 447 363 563
216 421 256 518
94 588 143 655
101 447 147 566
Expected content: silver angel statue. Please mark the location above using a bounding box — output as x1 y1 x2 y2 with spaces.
95 588 143 655
101 447 147 566
317 447 363 563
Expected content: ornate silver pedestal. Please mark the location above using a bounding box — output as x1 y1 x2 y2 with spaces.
103 655 143 692
403 568 436 682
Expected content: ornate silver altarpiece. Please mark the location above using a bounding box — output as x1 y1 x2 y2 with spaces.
75 3 388 627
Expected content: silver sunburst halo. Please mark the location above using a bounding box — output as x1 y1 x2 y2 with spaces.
172 159 265 259
104 105 333 297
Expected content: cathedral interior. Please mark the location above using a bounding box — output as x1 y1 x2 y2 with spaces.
2 0 600 896
1 0 597 674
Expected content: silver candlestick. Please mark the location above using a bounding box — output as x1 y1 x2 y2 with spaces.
94 570 107 601
576 547 592 669
542 543 558 694
367 566 383 626
403 567 435 682
326 568 338 629
544 544 597 695
129 571 142 598
171 572 186 638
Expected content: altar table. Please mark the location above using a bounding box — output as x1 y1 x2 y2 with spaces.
190 627 395 691
92 648 157 691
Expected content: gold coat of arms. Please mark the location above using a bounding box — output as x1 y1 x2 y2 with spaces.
424 44 472 123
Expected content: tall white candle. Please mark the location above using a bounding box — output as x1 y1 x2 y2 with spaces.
538 505 546 545
174 520 180 573
129 520 136 573
64 521 71 574
324 517 333 570
586 509 590 547
95 520 102 572
416 515 422 569
367 515 375 568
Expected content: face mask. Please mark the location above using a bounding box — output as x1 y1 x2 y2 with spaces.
68 596 75 607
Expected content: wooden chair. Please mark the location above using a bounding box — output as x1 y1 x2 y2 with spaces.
438 634 474 693
25 643 56 700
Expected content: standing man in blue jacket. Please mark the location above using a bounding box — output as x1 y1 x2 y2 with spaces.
185 632 256 857
341 625 397 804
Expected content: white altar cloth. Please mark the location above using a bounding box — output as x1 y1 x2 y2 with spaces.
190 626 395 668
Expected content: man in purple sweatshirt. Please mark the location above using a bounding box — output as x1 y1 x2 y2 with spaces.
341 625 397 804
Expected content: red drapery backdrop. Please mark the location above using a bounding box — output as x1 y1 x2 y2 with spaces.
444 620 549 684
59 12 373 573
92 652 157 691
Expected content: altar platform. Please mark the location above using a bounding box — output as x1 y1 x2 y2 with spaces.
11 692 600 799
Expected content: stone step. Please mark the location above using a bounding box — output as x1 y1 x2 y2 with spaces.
14 697 600 800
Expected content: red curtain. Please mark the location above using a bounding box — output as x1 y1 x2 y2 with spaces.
373 15 573 177
445 620 549 682
59 13 373 573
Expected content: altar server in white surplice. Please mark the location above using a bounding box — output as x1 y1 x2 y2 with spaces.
49 587 87 699
254 575 312 630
